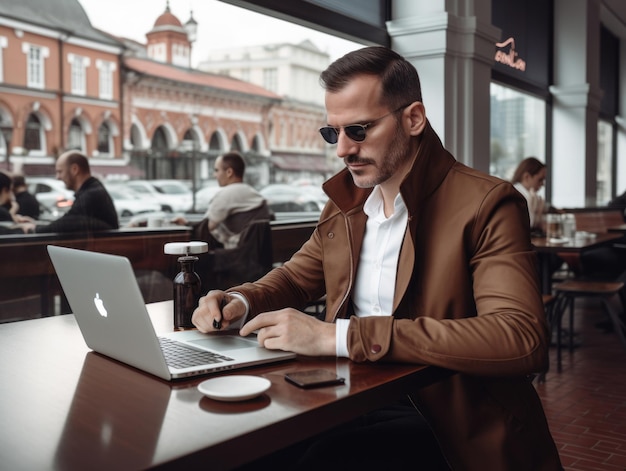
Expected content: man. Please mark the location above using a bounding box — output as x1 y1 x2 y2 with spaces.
193 47 561 469
178 151 270 249
0 171 16 222
12 174 40 220
22 151 118 233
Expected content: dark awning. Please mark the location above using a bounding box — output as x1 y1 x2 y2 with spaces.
270 155 331 173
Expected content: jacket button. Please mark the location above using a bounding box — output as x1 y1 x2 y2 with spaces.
327 232 334 239
371 344 382 354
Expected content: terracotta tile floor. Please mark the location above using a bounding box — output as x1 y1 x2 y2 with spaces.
535 297 626 471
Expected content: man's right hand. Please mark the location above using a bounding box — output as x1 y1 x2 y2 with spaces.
192 290 246 333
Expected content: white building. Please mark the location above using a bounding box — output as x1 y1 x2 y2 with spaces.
197 40 331 106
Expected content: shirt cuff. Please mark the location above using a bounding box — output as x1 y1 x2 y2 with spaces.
227 291 249 329
335 318 350 358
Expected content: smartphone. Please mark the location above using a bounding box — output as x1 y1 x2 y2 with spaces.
284 369 346 389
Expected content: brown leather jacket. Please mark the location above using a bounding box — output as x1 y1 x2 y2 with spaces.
235 122 562 470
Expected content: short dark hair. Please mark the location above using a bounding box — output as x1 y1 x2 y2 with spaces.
0 171 11 192
220 152 245 179
320 46 423 110
511 157 546 184
62 151 91 174
12 174 26 188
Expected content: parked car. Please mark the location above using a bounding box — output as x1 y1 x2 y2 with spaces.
124 180 193 213
104 184 162 218
25 177 74 217
260 183 327 213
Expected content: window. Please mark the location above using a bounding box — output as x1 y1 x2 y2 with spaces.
24 113 44 154
69 54 88 95
489 82 546 181
597 120 614 205
26 45 45 89
67 118 85 151
0 36 7 82
96 60 115 100
263 68 278 93
97 122 112 156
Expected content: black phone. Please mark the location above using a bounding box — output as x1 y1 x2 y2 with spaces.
284 369 346 389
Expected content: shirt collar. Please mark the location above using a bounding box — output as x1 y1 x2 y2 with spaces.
363 186 408 222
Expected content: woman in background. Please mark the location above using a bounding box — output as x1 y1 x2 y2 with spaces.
511 157 547 233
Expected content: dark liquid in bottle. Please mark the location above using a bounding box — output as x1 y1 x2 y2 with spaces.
173 256 201 330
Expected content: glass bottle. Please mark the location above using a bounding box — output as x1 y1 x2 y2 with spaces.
173 255 201 330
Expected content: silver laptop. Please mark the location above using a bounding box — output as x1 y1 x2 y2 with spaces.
47 245 295 380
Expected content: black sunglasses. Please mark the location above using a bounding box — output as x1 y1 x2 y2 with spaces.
319 104 411 144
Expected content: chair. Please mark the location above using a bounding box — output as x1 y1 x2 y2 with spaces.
551 279 626 371
199 219 273 292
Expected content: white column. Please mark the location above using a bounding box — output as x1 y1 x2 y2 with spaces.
388 0 499 171
551 0 602 207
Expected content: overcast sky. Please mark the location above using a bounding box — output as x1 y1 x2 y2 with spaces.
78 0 362 67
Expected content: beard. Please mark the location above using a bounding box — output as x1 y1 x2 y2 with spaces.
345 125 412 188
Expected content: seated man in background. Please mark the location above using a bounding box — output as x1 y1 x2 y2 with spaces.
175 151 271 249
0 171 17 223
12 174 40 220
21 151 118 233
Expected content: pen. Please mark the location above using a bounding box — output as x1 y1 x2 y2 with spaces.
213 297 227 330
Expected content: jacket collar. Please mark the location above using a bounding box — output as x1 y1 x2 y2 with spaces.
323 120 456 217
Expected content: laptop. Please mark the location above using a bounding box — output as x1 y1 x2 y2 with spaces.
47 245 295 381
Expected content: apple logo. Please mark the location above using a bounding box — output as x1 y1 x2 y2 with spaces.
94 293 108 317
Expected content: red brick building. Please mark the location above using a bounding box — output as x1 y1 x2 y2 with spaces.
0 0 330 185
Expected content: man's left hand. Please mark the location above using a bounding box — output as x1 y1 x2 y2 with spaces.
240 308 336 356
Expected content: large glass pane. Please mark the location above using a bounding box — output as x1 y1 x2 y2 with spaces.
490 83 546 182
597 120 614 205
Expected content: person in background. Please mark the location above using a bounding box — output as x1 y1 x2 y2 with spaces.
0 171 16 222
12 174 40 220
20 151 118 233
511 156 547 233
174 151 271 249
0 171 30 234
192 47 561 470
608 189 626 222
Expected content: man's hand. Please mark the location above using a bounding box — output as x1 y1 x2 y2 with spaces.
192 290 246 333
240 308 336 356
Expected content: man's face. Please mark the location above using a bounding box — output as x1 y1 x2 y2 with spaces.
323 75 413 189
529 168 547 192
0 186 10 205
213 156 229 187
55 158 75 191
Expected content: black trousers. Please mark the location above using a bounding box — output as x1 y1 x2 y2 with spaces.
235 399 450 471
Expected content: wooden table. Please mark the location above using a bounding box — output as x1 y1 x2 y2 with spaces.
532 232 623 293
0 301 450 470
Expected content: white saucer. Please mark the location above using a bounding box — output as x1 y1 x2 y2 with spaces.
197 375 271 402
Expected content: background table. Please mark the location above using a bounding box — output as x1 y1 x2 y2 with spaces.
532 232 623 293
0 301 449 470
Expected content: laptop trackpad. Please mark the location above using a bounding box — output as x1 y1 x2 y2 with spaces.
188 336 258 351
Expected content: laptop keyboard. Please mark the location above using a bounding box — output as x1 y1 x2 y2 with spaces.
158 337 234 369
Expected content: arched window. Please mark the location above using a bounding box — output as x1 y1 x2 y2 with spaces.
67 118 85 151
97 122 112 156
151 126 168 154
130 123 142 150
230 134 243 151
24 113 44 154
209 132 221 152
251 135 261 153
182 129 199 151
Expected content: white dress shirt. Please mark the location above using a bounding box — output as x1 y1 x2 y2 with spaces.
335 186 408 357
